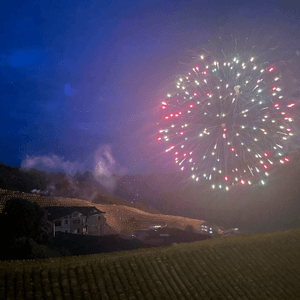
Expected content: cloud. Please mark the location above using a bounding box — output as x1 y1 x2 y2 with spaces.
21 154 86 176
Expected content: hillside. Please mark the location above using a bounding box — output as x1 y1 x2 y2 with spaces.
113 151 300 234
0 163 160 215
0 189 207 235
1 228 300 299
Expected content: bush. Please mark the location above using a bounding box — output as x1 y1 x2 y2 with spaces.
1 198 52 244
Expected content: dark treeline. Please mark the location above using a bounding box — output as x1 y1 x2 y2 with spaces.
0 163 159 214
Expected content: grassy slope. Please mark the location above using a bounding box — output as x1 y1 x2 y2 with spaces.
0 189 207 234
1 228 300 299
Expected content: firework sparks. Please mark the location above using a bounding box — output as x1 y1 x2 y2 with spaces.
157 41 299 190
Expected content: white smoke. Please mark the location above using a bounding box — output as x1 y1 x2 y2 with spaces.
21 145 126 192
21 154 86 176
93 144 126 192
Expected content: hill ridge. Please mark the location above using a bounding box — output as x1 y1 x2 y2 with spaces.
0 188 207 235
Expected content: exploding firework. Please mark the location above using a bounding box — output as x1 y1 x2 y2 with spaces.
157 39 299 190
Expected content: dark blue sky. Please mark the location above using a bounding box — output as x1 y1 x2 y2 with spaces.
1 0 300 176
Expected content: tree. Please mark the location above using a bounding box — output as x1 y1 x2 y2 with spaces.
185 225 195 233
1 198 52 245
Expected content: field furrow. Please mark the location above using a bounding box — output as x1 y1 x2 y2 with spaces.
1 228 300 299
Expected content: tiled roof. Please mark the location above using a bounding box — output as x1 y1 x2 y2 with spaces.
45 206 105 221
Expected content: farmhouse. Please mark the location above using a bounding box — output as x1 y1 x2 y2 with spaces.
45 206 106 237
198 221 220 235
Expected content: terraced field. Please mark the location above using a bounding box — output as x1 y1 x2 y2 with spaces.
1 228 300 299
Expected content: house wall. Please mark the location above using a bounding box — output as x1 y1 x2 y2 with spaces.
52 210 105 236
69 212 87 234
87 213 105 236
54 212 87 234
54 216 71 234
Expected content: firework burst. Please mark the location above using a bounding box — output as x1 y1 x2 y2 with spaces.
157 40 299 190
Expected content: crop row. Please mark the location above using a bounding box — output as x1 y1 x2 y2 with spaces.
1 229 300 299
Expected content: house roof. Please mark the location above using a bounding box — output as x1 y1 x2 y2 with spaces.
44 206 105 221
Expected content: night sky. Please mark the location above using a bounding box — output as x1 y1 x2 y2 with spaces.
1 0 300 177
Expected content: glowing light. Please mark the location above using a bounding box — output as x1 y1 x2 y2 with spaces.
159 39 298 190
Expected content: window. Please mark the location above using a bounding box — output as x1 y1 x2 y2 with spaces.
76 229 80 233
73 219 80 224
64 219 68 224
55 221 62 227
65 230 68 233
